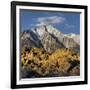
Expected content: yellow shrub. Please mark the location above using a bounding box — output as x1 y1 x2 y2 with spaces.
21 47 80 77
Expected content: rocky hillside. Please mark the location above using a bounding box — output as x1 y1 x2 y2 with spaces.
65 33 80 45
21 25 80 53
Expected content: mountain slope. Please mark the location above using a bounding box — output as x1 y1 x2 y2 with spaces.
21 25 80 53
45 25 80 50
65 33 80 45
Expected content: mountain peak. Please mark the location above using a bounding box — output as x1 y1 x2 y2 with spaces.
64 33 76 38
21 24 80 53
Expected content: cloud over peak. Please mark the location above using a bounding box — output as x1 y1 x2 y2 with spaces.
36 16 65 26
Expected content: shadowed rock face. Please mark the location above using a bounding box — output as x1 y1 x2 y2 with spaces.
21 25 80 53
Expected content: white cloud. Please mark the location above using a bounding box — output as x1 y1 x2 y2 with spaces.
37 16 65 26
30 24 34 27
65 24 74 28
35 22 45 26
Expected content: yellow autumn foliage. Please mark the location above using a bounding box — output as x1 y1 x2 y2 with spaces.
21 47 80 77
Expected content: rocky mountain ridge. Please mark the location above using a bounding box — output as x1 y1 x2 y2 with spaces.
21 25 80 53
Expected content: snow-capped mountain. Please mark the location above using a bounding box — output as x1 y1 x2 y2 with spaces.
64 33 80 44
64 33 76 38
21 25 80 53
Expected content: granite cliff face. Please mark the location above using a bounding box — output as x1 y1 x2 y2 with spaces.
21 25 80 53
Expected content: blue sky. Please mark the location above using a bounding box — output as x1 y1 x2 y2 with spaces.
20 9 80 34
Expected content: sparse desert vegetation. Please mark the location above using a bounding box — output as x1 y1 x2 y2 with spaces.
21 47 80 78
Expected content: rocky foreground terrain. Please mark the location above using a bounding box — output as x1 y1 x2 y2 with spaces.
20 25 80 78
